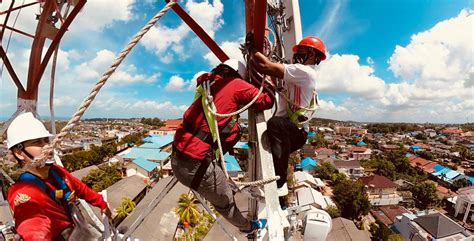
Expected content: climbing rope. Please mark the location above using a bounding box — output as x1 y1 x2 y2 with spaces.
37 1 177 162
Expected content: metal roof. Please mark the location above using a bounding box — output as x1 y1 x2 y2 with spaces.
224 153 242 172
122 148 171 161
132 157 159 172
414 213 465 238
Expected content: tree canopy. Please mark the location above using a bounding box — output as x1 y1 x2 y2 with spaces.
333 179 371 220
411 182 439 209
82 164 122 192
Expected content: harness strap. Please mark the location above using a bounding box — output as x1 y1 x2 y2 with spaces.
18 169 74 211
287 90 317 126
182 118 236 145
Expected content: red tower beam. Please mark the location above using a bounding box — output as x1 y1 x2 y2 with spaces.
165 0 229 63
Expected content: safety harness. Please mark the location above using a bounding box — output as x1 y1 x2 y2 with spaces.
286 90 318 127
18 168 75 213
181 75 240 190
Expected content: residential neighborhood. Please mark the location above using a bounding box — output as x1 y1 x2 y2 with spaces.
1 118 474 240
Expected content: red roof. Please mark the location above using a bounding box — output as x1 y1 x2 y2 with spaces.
372 205 410 225
436 185 451 194
351 146 368 153
408 155 431 168
422 162 438 173
359 175 397 189
414 143 431 150
158 119 182 131
441 128 463 135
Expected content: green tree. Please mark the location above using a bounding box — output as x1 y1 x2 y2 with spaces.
175 193 201 227
452 178 471 191
115 197 136 219
370 220 392 241
388 234 404 241
308 133 328 147
324 205 341 218
82 164 122 191
314 162 338 180
333 179 371 220
411 182 439 209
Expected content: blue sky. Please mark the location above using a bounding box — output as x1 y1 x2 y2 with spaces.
1 0 472 123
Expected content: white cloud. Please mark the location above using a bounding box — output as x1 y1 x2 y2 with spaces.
316 54 387 99
389 9 473 88
165 75 186 91
166 71 207 91
74 0 136 32
204 40 245 67
73 49 158 85
140 0 225 62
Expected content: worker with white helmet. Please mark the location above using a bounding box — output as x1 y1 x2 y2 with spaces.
171 59 274 234
5 112 112 240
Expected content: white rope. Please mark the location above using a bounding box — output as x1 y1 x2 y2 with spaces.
37 1 177 160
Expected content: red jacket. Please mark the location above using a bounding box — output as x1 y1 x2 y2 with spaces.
173 73 274 160
7 165 107 241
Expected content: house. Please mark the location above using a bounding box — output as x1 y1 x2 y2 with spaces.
126 157 159 178
106 175 148 219
148 119 182 136
359 175 402 206
294 185 335 209
333 160 364 178
300 157 317 172
71 165 99 180
381 144 400 152
350 146 372 160
454 187 474 223
315 147 336 159
371 205 410 227
301 144 316 158
357 141 367 146
327 217 371 241
441 128 463 136
121 147 171 168
394 211 472 240
414 143 431 150
223 153 243 178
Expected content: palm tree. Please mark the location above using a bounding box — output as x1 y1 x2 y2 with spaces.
175 193 201 227
115 197 136 219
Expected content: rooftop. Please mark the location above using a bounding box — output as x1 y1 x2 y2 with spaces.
414 213 465 238
132 157 159 172
327 217 371 241
359 175 397 189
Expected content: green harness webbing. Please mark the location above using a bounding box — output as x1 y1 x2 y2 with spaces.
286 91 317 127
195 84 237 161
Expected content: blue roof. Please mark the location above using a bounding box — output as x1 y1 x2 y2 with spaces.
307 131 316 138
432 164 446 172
432 167 451 176
445 170 461 180
143 134 174 147
132 157 159 172
234 141 249 149
224 153 242 172
301 157 317 169
139 142 163 149
357 141 367 146
123 148 171 161
410 145 422 149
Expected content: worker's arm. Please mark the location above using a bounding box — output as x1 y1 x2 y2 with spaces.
250 50 284 79
234 79 274 111
9 197 53 241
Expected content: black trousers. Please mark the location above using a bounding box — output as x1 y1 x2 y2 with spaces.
266 116 307 188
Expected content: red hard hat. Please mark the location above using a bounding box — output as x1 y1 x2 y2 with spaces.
292 36 327 60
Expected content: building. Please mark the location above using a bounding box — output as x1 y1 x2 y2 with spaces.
327 217 371 241
350 146 372 160
315 147 336 159
454 187 474 223
359 175 402 206
335 126 352 136
371 205 410 227
126 157 159 178
148 119 182 136
394 211 472 240
300 157 317 172
333 160 364 178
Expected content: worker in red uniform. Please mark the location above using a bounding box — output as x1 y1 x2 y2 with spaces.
6 112 112 241
171 59 274 234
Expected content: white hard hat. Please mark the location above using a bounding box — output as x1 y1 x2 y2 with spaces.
222 59 247 79
7 112 53 149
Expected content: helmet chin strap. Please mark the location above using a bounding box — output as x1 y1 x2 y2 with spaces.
15 143 50 168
